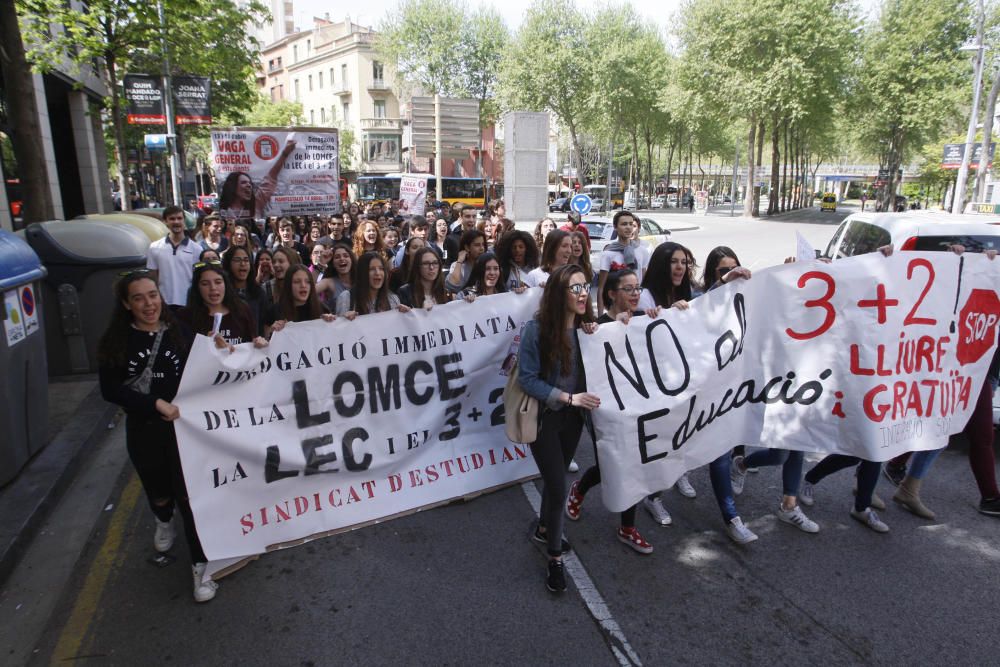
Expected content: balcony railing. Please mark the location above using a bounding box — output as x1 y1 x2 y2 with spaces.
361 118 403 131
368 79 388 91
335 83 351 96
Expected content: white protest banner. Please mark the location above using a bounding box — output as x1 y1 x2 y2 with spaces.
581 252 1000 512
211 127 340 220
173 291 540 562
399 174 428 216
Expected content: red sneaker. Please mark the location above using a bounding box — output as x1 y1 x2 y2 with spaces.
617 526 653 554
565 480 584 521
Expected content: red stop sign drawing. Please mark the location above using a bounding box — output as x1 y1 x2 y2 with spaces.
957 288 1000 365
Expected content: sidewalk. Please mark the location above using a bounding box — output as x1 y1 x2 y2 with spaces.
0 375 119 583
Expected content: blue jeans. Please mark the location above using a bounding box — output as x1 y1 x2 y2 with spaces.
708 453 738 523
743 449 804 497
908 448 944 480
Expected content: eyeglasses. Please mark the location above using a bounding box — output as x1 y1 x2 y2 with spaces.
616 286 644 295
567 283 589 296
420 261 441 268
231 257 251 264
194 261 223 268
118 268 152 277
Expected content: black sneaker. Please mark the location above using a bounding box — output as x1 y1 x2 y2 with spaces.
882 462 906 487
979 497 1000 516
546 559 567 593
531 525 572 553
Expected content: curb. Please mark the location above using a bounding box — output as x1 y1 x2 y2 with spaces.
0 383 118 585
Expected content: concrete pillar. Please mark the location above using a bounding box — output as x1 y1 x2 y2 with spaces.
69 91 110 213
32 73 64 220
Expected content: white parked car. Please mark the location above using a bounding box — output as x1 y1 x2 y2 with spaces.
651 195 666 209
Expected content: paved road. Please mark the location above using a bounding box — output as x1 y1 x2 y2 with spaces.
4 205 1000 665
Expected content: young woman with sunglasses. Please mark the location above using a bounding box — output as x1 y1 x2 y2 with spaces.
97 271 218 602
399 247 451 309
517 264 600 592
565 270 653 554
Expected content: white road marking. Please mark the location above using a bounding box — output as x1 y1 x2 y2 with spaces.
520 481 643 667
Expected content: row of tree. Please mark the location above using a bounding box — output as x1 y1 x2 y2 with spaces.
377 0 984 215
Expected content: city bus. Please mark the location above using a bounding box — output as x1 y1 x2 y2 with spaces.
356 174 487 207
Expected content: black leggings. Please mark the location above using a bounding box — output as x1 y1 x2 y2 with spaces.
804 455 880 513
578 463 638 528
126 416 206 563
529 407 584 557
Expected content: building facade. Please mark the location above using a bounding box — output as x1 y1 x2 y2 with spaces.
257 18 403 175
0 22 113 232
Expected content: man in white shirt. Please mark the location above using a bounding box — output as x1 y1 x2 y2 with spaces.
147 205 199 307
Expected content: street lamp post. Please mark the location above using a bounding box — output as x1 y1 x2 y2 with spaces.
953 0 986 214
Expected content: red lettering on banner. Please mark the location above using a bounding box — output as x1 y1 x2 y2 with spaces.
786 271 837 341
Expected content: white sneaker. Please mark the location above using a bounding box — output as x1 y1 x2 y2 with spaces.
726 516 758 544
730 455 748 496
850 507 889 533
675 473 697 499
192 563 219 602
154 518 175 553
643 496 672 526
568 459 579 473
799 482 815 507
777 504 820 533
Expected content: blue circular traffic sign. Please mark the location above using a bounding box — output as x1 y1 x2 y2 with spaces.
570 194 592 215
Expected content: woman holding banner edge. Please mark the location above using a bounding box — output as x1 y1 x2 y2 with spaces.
517 264 600 592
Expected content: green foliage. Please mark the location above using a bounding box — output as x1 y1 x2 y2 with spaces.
376 0 468 96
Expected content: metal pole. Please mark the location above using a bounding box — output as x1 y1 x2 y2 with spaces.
434 94 442 206
157 0 182 205
607 139 613 210
953 0 986 214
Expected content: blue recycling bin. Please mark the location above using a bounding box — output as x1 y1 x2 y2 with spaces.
0 230 48 486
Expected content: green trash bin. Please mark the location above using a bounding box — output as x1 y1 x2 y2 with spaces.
0 230 48 486
23 220 150 376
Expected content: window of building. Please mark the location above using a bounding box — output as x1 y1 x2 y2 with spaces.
308 74 313 91
293 45 298 63
365 134 400 164
318 71 323 88
330 67 335 87
372 61 384 84
310 109 315 124
306 39 311 56
320 108 326 123
341 64 348 89
270 86 278 102
342 102 350 123
278 84 284 99
294 79 300 100
373 99 386 119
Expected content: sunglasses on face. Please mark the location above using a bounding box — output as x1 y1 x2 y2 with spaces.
567 283 588 296
118 268 153 277
194 261 223 268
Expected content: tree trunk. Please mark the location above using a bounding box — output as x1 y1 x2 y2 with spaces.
0 0 56 223
742 117 757 218
781 118 789 212
105 47 132 212
769 115 780 215
974 66 1000 203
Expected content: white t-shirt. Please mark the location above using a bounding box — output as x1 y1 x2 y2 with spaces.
637 290 656 311
598 244 651 282
147 236 200 306
523 267 549 288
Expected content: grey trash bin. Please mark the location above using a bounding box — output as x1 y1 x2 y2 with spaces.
24 220 150 376
0 230 49 486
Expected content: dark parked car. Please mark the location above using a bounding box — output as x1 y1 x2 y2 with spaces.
549 197 571 212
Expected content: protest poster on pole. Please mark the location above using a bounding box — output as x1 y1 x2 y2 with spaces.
173 292 541 562
399 174 428 215
124 74 166 125
173 76 212 125
580 252 1000 512
210 127 340 220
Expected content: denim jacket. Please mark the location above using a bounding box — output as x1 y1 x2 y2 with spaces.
517 319 584 410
